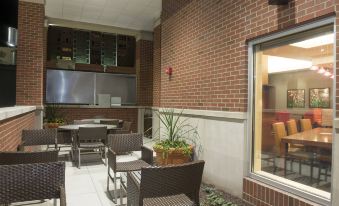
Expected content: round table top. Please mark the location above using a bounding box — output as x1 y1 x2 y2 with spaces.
58 124 117 130
81 118 123 124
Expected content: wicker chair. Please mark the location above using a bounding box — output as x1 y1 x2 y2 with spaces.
127 160 205 206
100 119 120 126
0 150 59 165
19 129 58 151
0 162 66 206
114 121 132 134
73 119 95 125
107 133 153 204
75 126 107 168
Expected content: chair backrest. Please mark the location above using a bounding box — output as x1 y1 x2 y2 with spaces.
140 160 205 205
78 127 107 141
321 109 333 127
300 119 312 132
0 162 65 204
0 150 59 165
286 119 298 135
121 121 132 131
272 122 286 154
73 119 95 125
107 133 143 153
100 119 119 126
22 129 57 147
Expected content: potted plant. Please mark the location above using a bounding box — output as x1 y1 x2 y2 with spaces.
152 108 201 165
44 104 66 128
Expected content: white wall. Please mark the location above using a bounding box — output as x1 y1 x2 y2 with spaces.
269 70 333 110
152 108 247 197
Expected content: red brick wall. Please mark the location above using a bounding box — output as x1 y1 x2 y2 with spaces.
160 0 334 112
153 25 162 107
336 3 339 117
57 108 138 132
136 40 154 106
243 178 317 206
0 112 35 151
16 1 45 106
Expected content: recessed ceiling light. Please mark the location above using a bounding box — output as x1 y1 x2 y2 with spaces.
268 56 312 73
290 33 333 48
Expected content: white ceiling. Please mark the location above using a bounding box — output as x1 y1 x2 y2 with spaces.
45 0 162 31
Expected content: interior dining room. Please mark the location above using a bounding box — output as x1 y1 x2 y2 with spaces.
252 24 334 198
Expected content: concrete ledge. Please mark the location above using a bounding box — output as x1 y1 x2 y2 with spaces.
158 108 247 120
0 106 36 121
56 105 142 109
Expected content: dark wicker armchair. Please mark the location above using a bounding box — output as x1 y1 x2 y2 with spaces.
100 119 120 126
107 133 153 204
127 160 205 206
19 128 58 151
0 150 59 165
0 161 66 206
114 121 132 134
75 126 107 168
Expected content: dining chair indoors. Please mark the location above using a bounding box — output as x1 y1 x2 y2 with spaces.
300 119 312 132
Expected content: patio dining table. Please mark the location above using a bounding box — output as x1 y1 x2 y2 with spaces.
58 124 117 131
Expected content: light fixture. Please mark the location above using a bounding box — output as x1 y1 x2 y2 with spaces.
268 56 312 73
290 33 334 48
310 65 318 71
317 67 325 74
330 75 334 79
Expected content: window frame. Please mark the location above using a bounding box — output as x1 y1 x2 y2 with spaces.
246 16 336 206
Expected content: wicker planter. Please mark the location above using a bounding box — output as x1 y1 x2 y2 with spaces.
153 146 193 166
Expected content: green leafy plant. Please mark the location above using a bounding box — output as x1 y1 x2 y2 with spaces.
152 108 201 158
44 104 65 124
202 187 238 206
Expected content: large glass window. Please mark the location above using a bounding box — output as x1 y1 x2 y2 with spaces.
252 25 334 198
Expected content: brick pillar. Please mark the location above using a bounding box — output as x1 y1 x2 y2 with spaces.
136 40 154 106
16 0 45 106
153 25 161 107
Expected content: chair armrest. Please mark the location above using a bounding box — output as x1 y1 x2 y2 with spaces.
141 146 153 165
107 148 117 171
60 186 67 206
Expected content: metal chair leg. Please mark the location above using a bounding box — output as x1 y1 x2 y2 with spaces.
114 172 118 204
120 181 124 205
78 149 81 169
105 147 107 166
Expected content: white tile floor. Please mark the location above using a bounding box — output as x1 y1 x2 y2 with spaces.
16 138 156 206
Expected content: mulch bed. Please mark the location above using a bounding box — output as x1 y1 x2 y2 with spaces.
200 183 252 206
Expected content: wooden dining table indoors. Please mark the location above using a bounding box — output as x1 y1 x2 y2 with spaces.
281 128 332 155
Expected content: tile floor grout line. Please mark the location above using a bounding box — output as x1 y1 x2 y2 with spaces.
87 162 110 206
